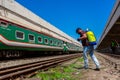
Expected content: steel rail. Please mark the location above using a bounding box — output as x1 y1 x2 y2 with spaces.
0 54 82 80
97 53 120 70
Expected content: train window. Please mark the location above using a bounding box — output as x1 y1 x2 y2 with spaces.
38 36 43 43
60 42 63 46
58 42 60 46
16 31 24 40
0 21 8 27
28 34 35 41
54 41 56 45
60 42 62 46
44 38 49 44
54 40 57 45
50 40 53 45
56 42 58 46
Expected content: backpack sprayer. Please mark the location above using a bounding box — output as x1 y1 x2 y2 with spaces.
86 28 97 46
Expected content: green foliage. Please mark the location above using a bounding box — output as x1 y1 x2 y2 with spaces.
34 58 84 80
34 65 77 80
78 57 84 62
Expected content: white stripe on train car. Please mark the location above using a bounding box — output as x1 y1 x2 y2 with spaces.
0 35 63 50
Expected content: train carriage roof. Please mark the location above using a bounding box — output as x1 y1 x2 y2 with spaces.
0 0 82 47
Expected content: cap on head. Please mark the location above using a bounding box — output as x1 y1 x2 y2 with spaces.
76 28 82 33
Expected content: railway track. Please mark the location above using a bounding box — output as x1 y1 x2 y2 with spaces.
0 53 81 80
101 53 120 59
97 52 120 70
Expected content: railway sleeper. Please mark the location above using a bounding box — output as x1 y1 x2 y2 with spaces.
99 54 120 70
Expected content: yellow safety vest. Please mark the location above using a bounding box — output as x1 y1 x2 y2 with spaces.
86 31 96 42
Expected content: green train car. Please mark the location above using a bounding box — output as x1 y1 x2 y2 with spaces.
0 18 82 57
0 0 82 58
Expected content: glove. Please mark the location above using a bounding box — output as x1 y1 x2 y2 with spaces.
77 38 80 41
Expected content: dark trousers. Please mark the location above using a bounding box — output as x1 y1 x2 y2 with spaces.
111 47 116 54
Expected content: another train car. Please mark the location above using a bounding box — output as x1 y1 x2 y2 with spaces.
0 0 83 57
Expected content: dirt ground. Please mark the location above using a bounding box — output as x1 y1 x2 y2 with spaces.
68 53 120 80
24 53 120 80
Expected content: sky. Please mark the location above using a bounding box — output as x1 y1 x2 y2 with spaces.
16 0 115 41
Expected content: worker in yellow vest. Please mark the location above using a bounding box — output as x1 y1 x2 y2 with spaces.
76 28 100 71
